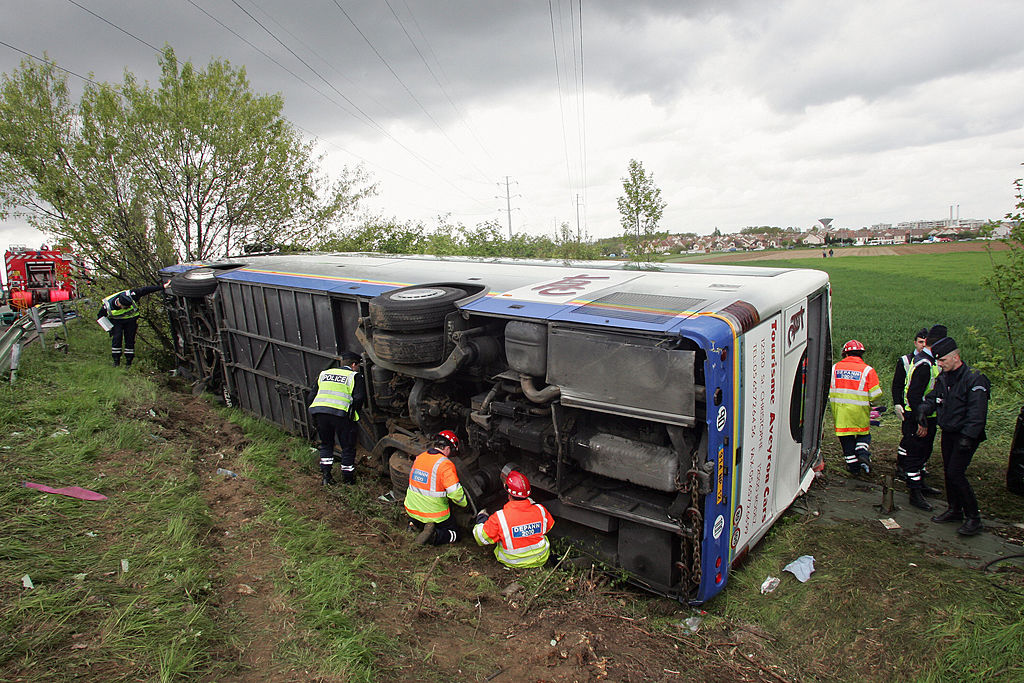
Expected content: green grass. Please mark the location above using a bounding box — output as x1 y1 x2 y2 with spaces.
0 320 400 681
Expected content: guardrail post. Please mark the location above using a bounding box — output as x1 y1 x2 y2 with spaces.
28 307 45 350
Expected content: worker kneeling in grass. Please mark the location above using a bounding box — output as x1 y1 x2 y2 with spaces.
473 470 555 568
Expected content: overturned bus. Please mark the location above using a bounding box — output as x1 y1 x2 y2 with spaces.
161 254 831 604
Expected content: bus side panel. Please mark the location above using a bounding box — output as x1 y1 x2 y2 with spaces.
731 314 783 559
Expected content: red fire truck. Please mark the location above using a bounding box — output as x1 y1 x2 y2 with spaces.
4 245 87 310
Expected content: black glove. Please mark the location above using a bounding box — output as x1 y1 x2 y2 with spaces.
474 510 488 525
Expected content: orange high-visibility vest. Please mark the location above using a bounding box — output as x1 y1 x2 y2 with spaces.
404 449 467 522
829 356 882 435
473 498 555 568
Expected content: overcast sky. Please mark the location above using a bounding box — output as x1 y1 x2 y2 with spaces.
2 0 1024 252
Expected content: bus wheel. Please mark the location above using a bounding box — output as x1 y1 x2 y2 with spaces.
372 329 446 365
169 268 220 297
368 285 466 332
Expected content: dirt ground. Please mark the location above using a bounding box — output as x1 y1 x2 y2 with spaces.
114 379 1023 683
137 388 808 682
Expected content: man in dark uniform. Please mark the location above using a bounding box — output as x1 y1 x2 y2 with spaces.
900 327 944 510
892 327 929 480
916 336 990 536
97 284 165 367
307 351 365 486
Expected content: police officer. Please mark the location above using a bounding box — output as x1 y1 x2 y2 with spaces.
97 284 165 367
916 337 990 536
405 430 468 545
892 327 928 481
307 351 364 486
900 327 945 510
829 340 884 474
473 470 555 568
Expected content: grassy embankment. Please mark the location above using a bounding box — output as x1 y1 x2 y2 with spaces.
2 249 1023 682
0 321 393 681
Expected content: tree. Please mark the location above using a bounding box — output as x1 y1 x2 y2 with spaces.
0 48 376 286
616 159 666 263
973 173 1024 402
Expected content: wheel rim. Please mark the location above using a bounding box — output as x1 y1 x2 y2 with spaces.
390 287 449 301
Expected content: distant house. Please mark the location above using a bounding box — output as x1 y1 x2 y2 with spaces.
803 233 825 246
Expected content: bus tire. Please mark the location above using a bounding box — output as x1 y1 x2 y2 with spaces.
169 268 220 297
388 451 413 500
372 329 445 365
368 285 466 332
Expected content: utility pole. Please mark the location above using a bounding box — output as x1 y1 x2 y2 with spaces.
575 194 583 241
496 177 519 238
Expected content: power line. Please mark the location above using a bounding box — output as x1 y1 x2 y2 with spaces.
64 0 160 53
548 0 576 209
226 0 488 207
329 0 492 185
389 0 496 166
0 40 99 85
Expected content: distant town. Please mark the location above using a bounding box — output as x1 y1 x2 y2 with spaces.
642 216 1014 255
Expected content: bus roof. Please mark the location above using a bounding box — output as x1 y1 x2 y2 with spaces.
165 252 828 336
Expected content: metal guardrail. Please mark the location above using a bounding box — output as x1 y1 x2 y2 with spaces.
1 300 85 382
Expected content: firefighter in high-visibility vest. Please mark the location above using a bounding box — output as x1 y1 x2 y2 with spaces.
405 430 468 545
307 351 364 486
97 284 165 367
473 470 555 569
829 339 884 474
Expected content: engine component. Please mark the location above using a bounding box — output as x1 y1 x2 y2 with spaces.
505 321 548 376
574 432 680 493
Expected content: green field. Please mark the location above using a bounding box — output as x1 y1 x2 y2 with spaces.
711 249 1022 520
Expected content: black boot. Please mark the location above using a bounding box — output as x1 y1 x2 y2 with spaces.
930 508 963 523
920 482 942 497
908 489 933 511
341 470 356 485
320 464 335 486
112 355 121 367
956 515 983 536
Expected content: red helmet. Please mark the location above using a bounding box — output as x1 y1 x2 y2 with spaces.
842 339 865 353
437 429 459 452
505 470 531 498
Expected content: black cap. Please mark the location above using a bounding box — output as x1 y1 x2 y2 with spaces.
915 328 928 339
931 337 958 359
926 324 948 345
339 351 361 364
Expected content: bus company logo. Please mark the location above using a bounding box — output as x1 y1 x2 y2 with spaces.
787 305 805 346
716 445 725 504
531 273 610 297
716 405 727 432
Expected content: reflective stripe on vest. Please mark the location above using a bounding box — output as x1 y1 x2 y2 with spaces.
477 502 552 568
405 451 466 522
829 357 881 435
904 357 938 418
309 368 356 416
104 290 139 319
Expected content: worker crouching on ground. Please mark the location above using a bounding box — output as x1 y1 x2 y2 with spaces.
307 351 364 486
916 336 990 536
406 430 467 545
829 339 884 474
97 284 166 367
473 470 555 568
